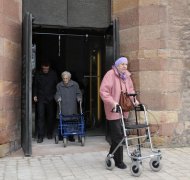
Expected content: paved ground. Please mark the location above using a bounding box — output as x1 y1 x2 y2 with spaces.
0 136 190 180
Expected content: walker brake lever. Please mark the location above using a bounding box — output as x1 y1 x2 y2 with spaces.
111 104 120 113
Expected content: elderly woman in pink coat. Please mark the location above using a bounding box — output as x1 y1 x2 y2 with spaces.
100 56 139 169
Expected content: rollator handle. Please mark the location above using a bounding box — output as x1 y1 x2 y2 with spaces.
111 104 120 113
58 101 62 114
128 93 138 97
79 101 83 114
128 91 140 97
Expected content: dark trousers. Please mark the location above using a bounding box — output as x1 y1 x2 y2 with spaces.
37 100 55 138
108 119 123 165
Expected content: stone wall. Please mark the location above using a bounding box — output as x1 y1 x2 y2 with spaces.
112 0 190 146
167 0 190 146
0 0 22 157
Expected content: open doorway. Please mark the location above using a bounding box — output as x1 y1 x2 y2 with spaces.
32 26 108 139
22 12 118 155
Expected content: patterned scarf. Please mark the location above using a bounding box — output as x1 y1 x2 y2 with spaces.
112 65 127 81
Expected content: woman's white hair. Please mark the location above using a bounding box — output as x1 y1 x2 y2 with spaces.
61 71 71 79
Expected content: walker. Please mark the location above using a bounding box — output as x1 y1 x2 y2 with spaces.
105 93 162 177
55 101 85 147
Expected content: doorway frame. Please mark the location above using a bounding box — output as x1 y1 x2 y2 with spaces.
21 17 119 156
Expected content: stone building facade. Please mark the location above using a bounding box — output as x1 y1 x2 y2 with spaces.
0 0 190 157
113 0 190 146
0 0 22 157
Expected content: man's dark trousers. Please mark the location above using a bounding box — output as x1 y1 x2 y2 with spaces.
37 100 55 138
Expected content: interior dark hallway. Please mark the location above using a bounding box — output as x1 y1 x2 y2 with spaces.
32 27 109 139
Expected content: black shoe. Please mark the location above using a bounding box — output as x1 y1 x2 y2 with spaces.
115 162 127 169
47 134 52 139
37 137 43 143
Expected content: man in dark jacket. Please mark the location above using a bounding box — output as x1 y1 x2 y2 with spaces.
33 62 58 143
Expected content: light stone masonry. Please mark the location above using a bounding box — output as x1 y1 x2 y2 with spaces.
112 0 190 146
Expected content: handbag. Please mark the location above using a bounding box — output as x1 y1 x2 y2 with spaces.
119 80 133 112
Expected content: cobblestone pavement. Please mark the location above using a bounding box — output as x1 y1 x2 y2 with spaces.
0 136 190 180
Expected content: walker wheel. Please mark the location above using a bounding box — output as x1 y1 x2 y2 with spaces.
55 135 59 144
81 136 85 146
130 161 142 177
63 137 67 147
149 157 162 172
105 156 115 170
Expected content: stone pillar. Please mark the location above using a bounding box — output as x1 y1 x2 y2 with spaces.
0 0 22 157
112 0 190 146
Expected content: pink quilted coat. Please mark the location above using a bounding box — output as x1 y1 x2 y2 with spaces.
100 66 135 120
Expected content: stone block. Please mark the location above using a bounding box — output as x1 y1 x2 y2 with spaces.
118 8 139 30
129 59 140 72
168 26 184 40
0 97 2 110
128 51 138 60
3 39 21 60
139 59 166 71
168 40 183 50
0 37 3 56
121 41 139 54
139 110 179 124
3 18 21 43
0 0 3 13
138 58 184 72
113 0 138 13
0 123 20 144
0 110 21 141
139 71 182 92
139 25 161 40
0 80 3 96
139 5 167 25
160 0 168 6
0 81 20 97
4 59 21 82
143 50 158 58
139 39 160 50
0 143 9 157
169 49 186 59
151 135 165 146
120 28 139 53
139 0 160 6
0 128 9 144
130 72 140 90
139 39 166 50
159 123 177 136
3 0 20 22
158 49 170 59
168 0 189 18
0 57 21 82
6 110 16 127
185 121 190 130
0 110 6 127
120 28 139 42
140 90 181 110
0 14 4 36
164 92 182 110
0 58 5 81
137 50 145 59
174 122 185 135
